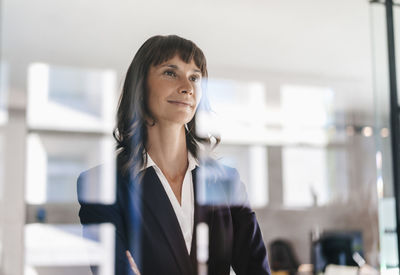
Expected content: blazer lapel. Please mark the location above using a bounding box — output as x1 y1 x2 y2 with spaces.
190 168 200 274
137 167 195 275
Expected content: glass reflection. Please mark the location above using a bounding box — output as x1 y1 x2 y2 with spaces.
214 144 268 209
27 63 116 132
0 62 9 126
0 133 4 269
195 73 380 273
23 63 118 274
26 134 115 205
25 223 114 275
0 61 8 273
196 79 269 208
282 146 329 208
281 84 334 146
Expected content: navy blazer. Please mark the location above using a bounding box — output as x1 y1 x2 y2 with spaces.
77 161 270 275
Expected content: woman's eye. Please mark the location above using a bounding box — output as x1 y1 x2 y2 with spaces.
164 70 176 77
190 75 200 82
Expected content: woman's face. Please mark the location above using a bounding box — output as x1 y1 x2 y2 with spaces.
146 55 203 126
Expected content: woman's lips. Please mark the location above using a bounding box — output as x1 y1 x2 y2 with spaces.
167 100 192 107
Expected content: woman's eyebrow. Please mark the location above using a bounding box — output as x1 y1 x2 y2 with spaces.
160 64 201 73
160 64 178 69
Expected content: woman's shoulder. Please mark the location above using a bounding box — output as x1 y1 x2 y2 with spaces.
76 159 120 205
198 155 240 180
196 155 247 206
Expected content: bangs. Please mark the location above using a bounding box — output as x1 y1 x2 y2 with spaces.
147 35 207 77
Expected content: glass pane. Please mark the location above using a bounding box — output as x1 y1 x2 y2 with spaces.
197 79 269 208
197 73 380 272
0 0 392 274
371 1 399 274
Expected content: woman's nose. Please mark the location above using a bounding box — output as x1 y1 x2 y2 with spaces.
179 79 193 95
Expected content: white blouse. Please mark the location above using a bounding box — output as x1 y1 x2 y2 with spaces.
142 153 198 253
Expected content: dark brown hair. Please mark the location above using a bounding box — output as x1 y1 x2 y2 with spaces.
113 35 219 177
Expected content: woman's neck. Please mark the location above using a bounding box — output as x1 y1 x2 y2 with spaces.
146 122 188 180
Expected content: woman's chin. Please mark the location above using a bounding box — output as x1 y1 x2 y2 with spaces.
159 111 194 124
151 116 192 128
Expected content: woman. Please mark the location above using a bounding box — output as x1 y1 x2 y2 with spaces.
78 35 270 275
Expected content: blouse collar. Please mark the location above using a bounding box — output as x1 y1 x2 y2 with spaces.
140 151 199 172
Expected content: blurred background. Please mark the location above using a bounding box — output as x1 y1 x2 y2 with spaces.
0 0 399 274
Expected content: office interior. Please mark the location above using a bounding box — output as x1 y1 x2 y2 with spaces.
0 0 399 274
